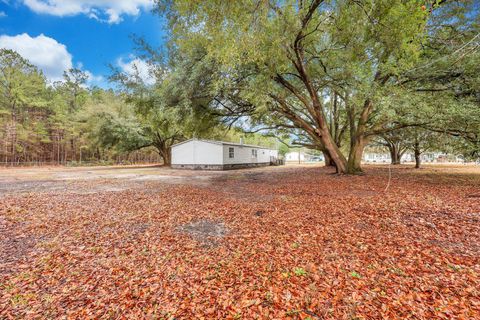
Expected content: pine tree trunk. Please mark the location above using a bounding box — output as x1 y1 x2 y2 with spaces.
70 139 76 162
11 120 16 165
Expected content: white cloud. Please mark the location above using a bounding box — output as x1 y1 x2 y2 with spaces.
22 0 153 24
0 33 72 82
0 33 104 86
117 56 156 85
0 11 7 18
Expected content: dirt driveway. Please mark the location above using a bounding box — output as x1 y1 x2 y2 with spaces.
0 164 299 196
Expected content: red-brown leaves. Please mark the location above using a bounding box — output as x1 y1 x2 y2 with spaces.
0 165 479 319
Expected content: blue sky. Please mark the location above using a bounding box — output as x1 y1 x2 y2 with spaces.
0 0 167 87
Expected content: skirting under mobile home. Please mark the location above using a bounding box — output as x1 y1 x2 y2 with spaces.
171 139 278 170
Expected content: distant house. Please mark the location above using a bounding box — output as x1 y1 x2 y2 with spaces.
285 151 304 163
363 152 390 163
403 152 463 163
284 151 317 163
171 139 279 170
363 151 466 164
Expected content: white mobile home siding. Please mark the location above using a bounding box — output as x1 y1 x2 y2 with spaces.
222 145 277 165
223 145 256 165
257 148 270 163
172 140 223 165
171 139 279 170
191 140 223 165
171 140 194 165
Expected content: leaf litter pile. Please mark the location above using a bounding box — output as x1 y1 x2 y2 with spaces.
1 165 479 319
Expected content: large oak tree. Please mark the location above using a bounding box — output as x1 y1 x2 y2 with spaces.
157 0 479 173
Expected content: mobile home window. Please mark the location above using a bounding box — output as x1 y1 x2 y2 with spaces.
229 147 234 158
252 149 257 157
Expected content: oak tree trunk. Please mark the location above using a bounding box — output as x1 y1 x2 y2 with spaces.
414 142 421 169
319 128 348 173
344 99 373 174
322 150 335 167
158 148 171 166
388 144 401 165
346 136 366 174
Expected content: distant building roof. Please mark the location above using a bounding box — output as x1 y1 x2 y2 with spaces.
172 138 276 150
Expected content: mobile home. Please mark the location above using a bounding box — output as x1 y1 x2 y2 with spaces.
171 139 278 170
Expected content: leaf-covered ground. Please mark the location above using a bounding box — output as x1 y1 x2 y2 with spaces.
1 165 479 319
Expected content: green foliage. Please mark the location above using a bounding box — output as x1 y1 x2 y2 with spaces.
215 128 278 148
0 49 47 112
2 1 478 166
0 49 49 162
108 45 224 164
0 49 159 164
157 0 480 171
293 267 307 277
54 68 89 112
83 90 150 153
278 143 291 157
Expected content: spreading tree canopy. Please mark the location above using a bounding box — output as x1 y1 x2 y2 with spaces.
157 0 479 173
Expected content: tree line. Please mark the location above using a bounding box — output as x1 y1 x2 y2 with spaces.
0 50 160 166
0 48 274 166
